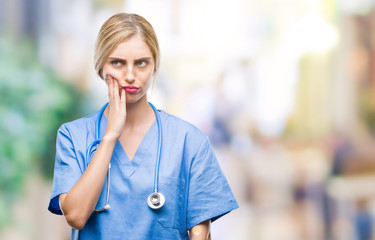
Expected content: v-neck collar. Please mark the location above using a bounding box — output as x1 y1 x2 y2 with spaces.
100 113 157 178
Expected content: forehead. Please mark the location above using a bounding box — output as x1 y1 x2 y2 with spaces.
109 35 152 59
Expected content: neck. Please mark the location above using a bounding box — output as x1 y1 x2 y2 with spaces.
103 97 155 129
125 97 155 128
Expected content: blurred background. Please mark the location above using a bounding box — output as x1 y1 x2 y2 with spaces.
1 0 375 239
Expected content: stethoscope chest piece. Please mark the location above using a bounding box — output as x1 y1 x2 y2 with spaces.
147 192 165 209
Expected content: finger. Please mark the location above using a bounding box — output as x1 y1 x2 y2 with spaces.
113 78 119 105
108 76 113 103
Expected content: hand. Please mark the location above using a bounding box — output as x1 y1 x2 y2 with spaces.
103 75 127 141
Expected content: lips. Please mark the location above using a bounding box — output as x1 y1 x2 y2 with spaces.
122 86 139 93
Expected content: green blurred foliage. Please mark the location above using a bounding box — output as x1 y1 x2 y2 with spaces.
0 36 84 229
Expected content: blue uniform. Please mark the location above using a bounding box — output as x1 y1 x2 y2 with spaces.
48 107 238 239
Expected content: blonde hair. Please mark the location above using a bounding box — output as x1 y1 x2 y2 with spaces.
94 13 160 79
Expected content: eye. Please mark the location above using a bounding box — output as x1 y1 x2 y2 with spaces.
111 60 122 67
136 59 149 68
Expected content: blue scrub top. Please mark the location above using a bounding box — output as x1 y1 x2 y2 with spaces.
48 106 239 240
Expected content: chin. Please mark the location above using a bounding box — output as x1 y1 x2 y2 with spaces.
126 96 147 105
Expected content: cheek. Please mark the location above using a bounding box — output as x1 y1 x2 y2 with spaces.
102 65 122 80
141 69 154 82
142 73 154 90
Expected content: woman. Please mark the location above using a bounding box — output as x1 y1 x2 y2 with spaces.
48 13 238 240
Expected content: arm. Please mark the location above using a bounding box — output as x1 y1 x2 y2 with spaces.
189 220 211 240
59 76 126 230
59 136 115 229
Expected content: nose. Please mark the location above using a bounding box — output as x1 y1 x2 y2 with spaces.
124 65 135 83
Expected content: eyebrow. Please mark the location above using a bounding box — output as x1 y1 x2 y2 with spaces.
108 57 152 61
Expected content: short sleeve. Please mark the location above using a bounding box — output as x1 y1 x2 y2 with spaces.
48 124 84 215
187 136 239 229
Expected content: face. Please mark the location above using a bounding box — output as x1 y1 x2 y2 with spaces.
102 34 155 104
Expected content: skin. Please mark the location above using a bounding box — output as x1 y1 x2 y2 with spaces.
58 34 210 239
190 220 211 240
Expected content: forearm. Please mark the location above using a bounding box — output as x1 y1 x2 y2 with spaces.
189 220 211 240
59 136 116 229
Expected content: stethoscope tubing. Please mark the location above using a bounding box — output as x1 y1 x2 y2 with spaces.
148 102 162 193
86 102 163 211
96 102 109 139
85 102 108 167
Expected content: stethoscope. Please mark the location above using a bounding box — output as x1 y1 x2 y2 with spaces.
85 102 165 211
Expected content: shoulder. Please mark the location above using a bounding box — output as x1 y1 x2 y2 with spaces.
57 111 98 137
160 111 206 134
159 110 210 146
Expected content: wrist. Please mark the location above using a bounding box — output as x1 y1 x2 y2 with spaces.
102 133 118 144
